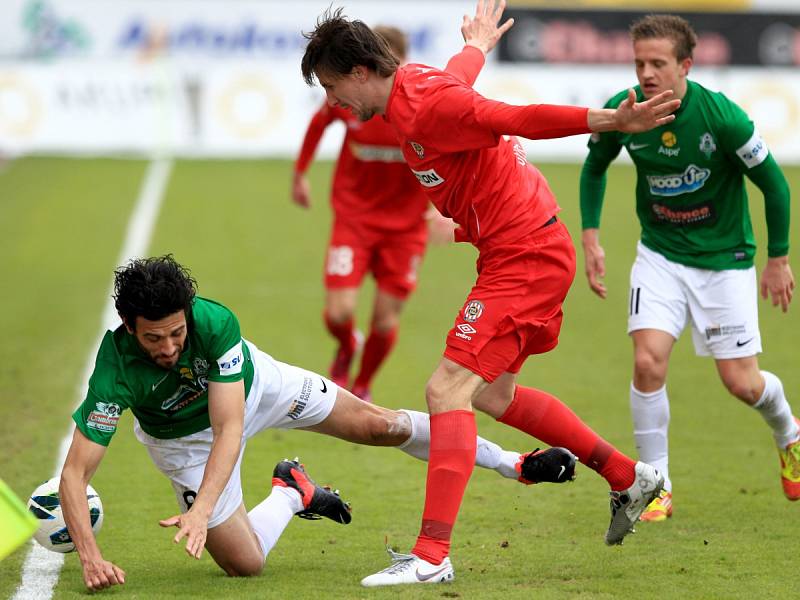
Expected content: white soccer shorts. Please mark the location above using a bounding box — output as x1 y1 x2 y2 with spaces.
133 341 337 528
627 242 762 359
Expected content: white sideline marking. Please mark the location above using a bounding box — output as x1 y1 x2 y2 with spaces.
12 158 173 600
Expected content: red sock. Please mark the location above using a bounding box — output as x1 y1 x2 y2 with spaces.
498 386 635 491
411 410 476 565
323 312 355 353
352 327 397 390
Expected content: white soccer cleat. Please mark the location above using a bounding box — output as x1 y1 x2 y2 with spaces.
605 461 664 545
360 548 454 587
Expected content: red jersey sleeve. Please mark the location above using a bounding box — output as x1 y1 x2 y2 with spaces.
295 103 338 174
418 83 590 153
474 98 591 140
443 45 485 86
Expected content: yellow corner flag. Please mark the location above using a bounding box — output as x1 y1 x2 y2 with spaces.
0 478 38 561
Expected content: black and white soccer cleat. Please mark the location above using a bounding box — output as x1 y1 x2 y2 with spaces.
517 447 577 484
272 458 352 524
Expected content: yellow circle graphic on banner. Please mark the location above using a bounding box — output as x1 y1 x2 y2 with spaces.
0 74 42 137
738 81 799 146
217 74 284 139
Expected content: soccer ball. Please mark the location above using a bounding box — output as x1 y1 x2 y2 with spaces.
27 477 103 553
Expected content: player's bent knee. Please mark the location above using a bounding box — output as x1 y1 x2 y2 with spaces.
425 378 458 414
633 352 667 384
372 318 398 334
220 557 264 577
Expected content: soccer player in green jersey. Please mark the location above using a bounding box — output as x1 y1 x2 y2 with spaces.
58 255 575 591
580 14 798 522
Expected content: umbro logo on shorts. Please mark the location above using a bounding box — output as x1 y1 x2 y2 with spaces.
455 323 476 341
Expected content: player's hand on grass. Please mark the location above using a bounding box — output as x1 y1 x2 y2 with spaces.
81 556 126 591
581 228 607 298
159 508 209 560
291 171 311 208
462 0 514 56
761 256 794 312
614 89 681 133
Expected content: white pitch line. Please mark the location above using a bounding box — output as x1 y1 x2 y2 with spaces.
11 158 173 600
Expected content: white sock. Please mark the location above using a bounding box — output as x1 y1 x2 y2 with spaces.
396 409 520 479
247 485 303 559
754 371 799 449
630 383 672 492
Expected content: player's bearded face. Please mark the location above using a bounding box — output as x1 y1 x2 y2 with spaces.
633 38 691 99
127 311 188 369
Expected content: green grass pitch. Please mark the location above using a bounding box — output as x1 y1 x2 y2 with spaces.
1 157 798 599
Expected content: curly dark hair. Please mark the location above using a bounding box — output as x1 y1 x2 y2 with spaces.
301 7 399 86
113 255 196 329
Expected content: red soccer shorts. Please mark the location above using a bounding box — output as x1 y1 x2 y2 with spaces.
324 218 427 299
444 219 576 382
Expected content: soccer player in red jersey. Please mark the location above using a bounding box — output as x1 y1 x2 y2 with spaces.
302 1 681 586
293 26 458 403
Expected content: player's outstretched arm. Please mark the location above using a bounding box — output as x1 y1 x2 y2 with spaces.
588 89 681 133
461 0 514 56
761 256 795 312
159 380 245 560
60 429 125 591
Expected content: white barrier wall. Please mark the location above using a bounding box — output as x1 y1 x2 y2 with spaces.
3 61 800 162
1 0 799 162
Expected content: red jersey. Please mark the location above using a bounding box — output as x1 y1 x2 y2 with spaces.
384 50 592 248
295 102 427 232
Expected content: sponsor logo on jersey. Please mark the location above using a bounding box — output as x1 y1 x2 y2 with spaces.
629 142 649 151
412 168 445 188
705 323 746 340
161 359 210 412
699 132 717 158
651 200 714 225
161 384 206 412
287 376 313 420
87 402 122 432
646 164 710 197
657 131 680 156
349 142 405 163
658 146 680 157
736 130 769 169
217 342 243 376
410 141 425 159
463 300 484 323
455 323 477 341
